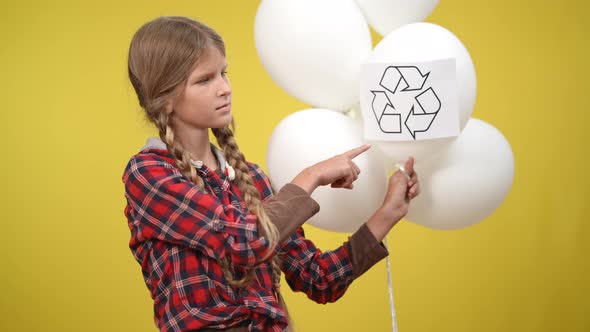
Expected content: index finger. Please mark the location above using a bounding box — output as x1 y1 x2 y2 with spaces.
342 144 371 159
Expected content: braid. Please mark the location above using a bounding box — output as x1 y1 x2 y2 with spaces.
220 256 254 288
151 109 205 189
212 127 280 253
213 126 293 330
152 110 260 289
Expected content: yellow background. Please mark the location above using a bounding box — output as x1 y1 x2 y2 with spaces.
1 0 588 331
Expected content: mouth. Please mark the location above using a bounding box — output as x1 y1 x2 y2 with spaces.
216 102 231 112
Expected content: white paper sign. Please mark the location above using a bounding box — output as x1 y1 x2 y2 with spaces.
359 58 460 141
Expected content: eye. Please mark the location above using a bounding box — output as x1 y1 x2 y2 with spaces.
195 77 210 85
221 70 228 77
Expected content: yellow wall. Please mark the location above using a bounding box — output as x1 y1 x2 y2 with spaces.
1 0 588 331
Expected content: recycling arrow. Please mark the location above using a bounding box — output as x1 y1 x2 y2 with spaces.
371 90 402 133
404 87 441 139
380 66 429 94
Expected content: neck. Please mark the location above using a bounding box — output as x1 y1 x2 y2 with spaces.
175 127 218 171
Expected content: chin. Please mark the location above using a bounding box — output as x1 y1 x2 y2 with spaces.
212 118 233 129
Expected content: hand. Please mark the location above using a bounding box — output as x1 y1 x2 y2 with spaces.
290 144 371 194
380 156 421 221
366 156 420 242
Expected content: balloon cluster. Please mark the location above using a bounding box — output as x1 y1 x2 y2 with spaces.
255 0 514 232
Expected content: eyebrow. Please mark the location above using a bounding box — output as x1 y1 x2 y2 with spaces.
192 63 229 81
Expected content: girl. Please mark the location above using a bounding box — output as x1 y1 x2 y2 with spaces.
123 16 420 332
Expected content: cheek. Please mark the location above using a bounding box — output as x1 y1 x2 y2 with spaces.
190 89 213 108
182 92 208 110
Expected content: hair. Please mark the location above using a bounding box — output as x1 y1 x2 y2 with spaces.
127 16 292 329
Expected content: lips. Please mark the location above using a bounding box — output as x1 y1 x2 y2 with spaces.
216 102 231 111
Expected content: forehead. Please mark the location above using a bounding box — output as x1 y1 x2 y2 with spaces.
189 46 226 75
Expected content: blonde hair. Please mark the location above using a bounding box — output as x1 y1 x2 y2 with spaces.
127 16 292 329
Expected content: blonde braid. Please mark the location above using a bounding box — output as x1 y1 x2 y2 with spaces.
212 127 280 254
213 126 293 331
210 125 273 288
151 109 258 289
151 110 205 189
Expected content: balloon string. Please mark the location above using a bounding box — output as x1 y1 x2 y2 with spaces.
384 235 398 332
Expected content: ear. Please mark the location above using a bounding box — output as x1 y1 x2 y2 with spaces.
164 100 174 115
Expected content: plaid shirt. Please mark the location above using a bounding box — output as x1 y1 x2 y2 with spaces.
123 147 355 332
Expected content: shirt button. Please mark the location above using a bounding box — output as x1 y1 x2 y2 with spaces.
216 222 225 231
251 302 258 308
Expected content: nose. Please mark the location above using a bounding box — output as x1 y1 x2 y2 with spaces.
217 76 231 97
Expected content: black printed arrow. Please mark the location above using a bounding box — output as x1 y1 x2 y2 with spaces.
371 90 402 133
380 66 430 94
404 87 441 139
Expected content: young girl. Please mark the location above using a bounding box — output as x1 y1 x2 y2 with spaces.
123 16 420 332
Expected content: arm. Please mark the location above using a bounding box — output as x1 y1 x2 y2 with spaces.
262 183 320 242
250 165 353 303
291 155 421 242
246 162 321 242
278 227 354 304
123 154 272 267
277 222 388 304
288 145 367 194
271 157 420 302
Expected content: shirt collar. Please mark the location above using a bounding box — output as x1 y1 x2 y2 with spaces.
141 137 229 173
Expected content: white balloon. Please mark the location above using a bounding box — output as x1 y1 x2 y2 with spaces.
405 118 514 230
267 109 387 233
350 103 450 165
354 106 454 165
371 22 476 131
354 0 439 36
367 22 477 164
255 0 372 111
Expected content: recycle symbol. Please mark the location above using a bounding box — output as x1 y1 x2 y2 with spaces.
370 66 442 139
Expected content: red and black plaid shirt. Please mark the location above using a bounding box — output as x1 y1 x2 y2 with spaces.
123 148 355 332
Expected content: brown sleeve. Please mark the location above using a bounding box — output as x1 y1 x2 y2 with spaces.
343 223 389 280
262 183 320 242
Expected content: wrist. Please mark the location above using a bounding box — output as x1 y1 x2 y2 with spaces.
290 167 319 194
366 208 403 242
